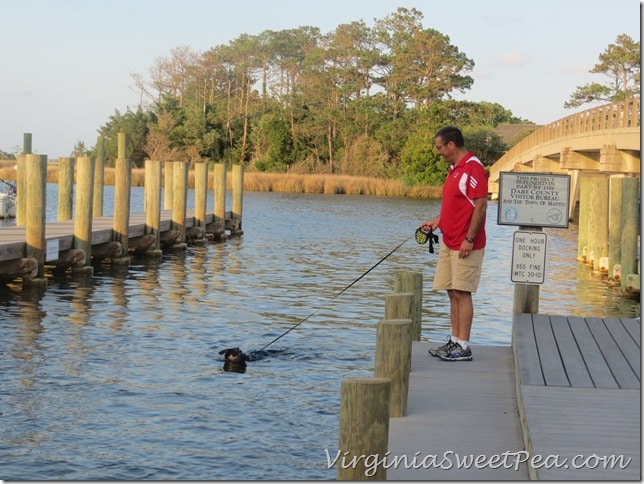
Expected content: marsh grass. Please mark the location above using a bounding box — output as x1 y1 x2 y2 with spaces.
0 162 442 198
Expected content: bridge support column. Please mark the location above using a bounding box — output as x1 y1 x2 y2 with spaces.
533 154 567 174
600 144 641 173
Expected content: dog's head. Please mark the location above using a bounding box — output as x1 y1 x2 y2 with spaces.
219 347 246 363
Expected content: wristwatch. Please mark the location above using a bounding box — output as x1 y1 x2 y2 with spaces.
465 236 474 244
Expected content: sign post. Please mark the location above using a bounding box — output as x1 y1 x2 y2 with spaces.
497 172 570 314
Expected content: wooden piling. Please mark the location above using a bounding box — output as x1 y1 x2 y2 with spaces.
587 174 609 273
384 292 415 369
393 271 423 341
171 161 188 249
194 162 208 231
164 161 174 210
144 159 163 255
213 163 226 237
231 163 243 233
620 176 640 292
337 377 390 480
608 175 624 281
117 132 127 159
16 133 31 226
112 132 131 265
93 136 105 217
577 173 591 262
15 155 25 226
384 292 415 322
73 156 94 273
24 153 47 285
375 319 412 418
57 157 74 221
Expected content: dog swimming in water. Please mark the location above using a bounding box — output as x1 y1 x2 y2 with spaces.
219 347 247 373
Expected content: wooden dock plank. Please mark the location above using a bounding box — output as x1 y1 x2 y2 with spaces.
604 317 641 379
387 343 528 480
512 313 545 386
620 317 641 348
549 315 594 388
519 385 640 480
532 314 570 386
513 315 640 480
566 316 619 389
586 317 640 389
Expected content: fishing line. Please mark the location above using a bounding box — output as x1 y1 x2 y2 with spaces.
255 233 415 352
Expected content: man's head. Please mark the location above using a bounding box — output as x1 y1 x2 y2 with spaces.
434 126 466 163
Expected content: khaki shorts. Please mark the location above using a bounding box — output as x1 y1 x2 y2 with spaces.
432 240 485 293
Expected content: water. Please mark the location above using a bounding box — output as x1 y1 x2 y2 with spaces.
0 190 639 480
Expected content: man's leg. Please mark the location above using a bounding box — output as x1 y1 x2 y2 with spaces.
447 289 459 337
451 289 473 342
440 289 473 361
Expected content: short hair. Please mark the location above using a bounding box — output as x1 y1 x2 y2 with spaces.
435 126 464 148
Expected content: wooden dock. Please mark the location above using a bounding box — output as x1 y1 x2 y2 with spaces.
512 313 640 480
386 314 640 480
0 209 238 281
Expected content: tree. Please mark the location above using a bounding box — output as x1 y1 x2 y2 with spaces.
71 141 88 157
96 107 151 167
372 8 474 116
251 110 294 171
565 34 640 108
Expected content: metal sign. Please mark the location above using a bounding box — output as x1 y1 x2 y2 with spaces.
511 231 547 284
498 172 570 228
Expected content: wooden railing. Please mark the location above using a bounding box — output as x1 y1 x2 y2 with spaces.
491 97 640 178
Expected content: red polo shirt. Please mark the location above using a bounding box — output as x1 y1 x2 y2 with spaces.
438 151 488 250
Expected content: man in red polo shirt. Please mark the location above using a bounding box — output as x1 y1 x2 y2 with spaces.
420 126 488 361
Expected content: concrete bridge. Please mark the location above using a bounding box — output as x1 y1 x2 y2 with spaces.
489 97 640 221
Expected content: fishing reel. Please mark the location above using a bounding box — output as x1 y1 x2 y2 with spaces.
415 227 439 253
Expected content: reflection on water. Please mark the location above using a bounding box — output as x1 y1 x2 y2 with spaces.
0 191 639 480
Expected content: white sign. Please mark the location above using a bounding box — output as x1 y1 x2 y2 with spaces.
511 231 547 284
498 172 570 228
46 238 60 262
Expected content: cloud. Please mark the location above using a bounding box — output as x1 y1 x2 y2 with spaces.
491 50 530 68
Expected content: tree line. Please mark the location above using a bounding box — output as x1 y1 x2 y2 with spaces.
8 8 636 189
90 7 536 186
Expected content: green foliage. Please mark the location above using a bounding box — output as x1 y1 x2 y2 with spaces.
95 7 548 185
95 107 151 167
399 131 448 186
252 111 294 171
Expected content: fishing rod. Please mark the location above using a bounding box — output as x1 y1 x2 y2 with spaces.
255 233 415 352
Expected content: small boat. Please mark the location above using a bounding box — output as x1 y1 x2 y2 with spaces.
0 179 17 219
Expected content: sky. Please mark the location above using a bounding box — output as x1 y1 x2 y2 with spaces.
0 0 640 158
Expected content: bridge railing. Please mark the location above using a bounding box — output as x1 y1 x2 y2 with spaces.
490 97 640 179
